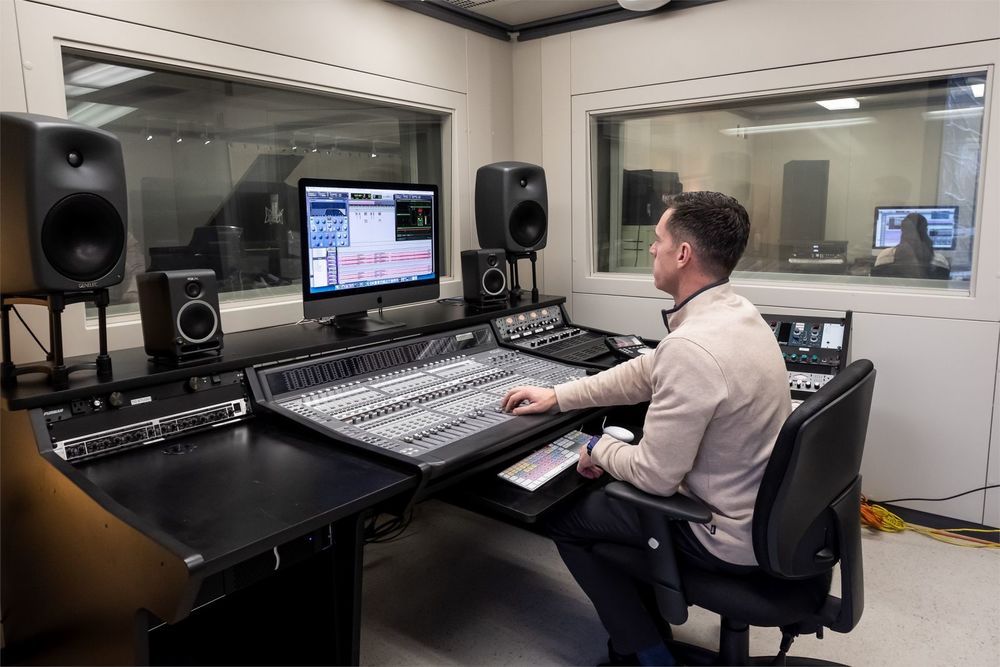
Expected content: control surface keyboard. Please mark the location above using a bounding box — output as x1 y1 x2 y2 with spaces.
497 429 590 491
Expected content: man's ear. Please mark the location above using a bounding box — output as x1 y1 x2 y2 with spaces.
677 241 693 267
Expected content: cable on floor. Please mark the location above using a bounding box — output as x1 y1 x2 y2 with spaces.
860 496 1000 549
364 507 415 544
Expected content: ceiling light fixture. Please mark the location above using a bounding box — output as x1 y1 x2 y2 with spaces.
67 102 137 128
923 107 984 120
816 97 860 111
721 116 875 137
617 0 671 11
66 63 153 89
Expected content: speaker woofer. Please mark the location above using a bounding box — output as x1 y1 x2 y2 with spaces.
509 200 546 248
177 300 218 343
40 193 125 282
481 267 506 296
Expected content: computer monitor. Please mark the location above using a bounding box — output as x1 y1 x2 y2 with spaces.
299 178 440 332
873 205 958 250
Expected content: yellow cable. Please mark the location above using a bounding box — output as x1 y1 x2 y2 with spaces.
859 497 1000 549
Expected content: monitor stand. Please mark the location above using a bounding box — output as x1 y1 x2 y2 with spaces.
333 310 405 334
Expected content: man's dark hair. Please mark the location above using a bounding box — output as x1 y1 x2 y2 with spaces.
663 191 750 277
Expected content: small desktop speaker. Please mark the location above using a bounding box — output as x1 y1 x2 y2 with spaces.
462 249 508 305
0 112 127 293
475 162 548 253
137 270 223 362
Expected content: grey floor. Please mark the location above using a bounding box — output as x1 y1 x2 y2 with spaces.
361 499 1000 666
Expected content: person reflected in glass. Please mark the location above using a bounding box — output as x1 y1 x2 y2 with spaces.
873 213 950 276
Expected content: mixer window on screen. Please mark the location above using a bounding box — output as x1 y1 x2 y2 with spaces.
299 178 441 333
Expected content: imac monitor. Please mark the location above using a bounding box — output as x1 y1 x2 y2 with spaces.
299 178 440 332
873 206 957 250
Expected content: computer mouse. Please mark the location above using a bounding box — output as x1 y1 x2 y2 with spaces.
602 425 635 443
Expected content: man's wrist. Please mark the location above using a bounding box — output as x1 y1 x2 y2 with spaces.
586 434 601 457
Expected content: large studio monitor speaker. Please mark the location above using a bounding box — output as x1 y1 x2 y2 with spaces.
137 270 224 362
1 112 127 293
461 249 508 305
475 162 548 253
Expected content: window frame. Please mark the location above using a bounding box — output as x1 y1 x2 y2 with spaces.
570 41 999 322
16 3 469 356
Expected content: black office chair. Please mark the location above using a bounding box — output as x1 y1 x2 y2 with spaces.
593 359 876 665
870 262 950 279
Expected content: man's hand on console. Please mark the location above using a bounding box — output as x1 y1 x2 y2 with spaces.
576 446 604 479
500 386 559 415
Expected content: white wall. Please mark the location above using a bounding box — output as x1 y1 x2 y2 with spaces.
520 0 1000 523
2 0 513 362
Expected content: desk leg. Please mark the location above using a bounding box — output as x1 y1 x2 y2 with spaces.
332 513 366 666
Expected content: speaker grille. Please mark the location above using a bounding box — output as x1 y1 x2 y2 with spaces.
177 300 218 343
509 200 546 248
41 193 125 282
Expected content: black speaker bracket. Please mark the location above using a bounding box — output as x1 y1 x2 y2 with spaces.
506 251 540 303
1 288 113 391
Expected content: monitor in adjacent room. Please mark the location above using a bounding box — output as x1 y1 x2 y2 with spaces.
872 205 958 250
299 178 439 332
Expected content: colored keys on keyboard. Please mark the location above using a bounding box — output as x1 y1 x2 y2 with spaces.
497 429 591 491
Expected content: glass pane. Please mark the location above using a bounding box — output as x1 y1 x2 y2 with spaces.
62 51 447 317
592 73 987 290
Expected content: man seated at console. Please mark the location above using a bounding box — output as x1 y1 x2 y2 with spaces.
501 192 791 666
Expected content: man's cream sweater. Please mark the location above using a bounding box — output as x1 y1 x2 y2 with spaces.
554 282 791 566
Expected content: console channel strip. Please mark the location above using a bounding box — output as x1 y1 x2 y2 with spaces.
761 312 852 398
492 306 611 364
249 325 589 476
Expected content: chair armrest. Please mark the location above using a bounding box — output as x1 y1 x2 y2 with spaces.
604 481 712 524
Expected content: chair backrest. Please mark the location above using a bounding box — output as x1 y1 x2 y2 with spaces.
870 262 949 279
752 359 876 581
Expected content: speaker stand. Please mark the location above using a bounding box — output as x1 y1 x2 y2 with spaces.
506 251 539 304
1 289 113 390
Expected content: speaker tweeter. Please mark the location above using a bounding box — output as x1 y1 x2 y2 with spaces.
137 270 223 364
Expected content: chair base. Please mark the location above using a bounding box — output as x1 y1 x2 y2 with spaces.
668 640 848 667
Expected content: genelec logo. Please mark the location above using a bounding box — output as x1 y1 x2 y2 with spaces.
77 281 99 289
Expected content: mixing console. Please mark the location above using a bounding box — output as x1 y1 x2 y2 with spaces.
249 325 589 475
492 306 611 364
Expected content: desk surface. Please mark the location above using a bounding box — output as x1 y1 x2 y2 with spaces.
74 416 415 574
4 295 565 411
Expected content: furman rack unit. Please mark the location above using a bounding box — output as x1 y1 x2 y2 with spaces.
39 369 251 463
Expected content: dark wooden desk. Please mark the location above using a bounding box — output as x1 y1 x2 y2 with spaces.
1 408 415 665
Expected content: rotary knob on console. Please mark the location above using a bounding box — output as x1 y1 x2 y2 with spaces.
108 391 125 408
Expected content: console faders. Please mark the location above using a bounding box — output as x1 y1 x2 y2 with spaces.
251 325 588 470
